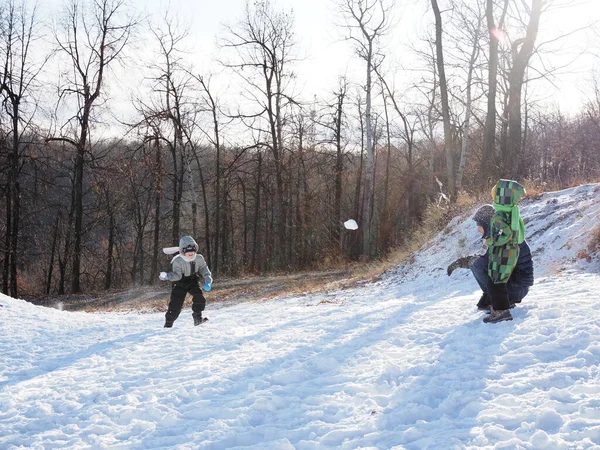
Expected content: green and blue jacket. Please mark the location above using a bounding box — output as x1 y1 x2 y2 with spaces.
487 180 526 284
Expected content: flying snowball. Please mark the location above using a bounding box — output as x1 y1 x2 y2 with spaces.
344 219 358 230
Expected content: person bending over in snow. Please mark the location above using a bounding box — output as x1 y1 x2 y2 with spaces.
159 236 213 328
447 180 534 323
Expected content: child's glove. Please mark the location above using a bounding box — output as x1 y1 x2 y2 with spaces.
203 283 212 292
159 272 172 281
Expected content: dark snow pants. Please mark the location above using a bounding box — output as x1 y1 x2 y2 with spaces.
471 254 529 310
165 276 206 323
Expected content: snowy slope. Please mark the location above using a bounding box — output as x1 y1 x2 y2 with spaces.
1 184 600 450
390 183 600 283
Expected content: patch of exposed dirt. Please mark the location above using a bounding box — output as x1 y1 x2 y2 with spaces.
30 268 359 313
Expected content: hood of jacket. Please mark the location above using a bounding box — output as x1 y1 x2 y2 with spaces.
491 179 525 207
179 235 198 254
491 179 526 244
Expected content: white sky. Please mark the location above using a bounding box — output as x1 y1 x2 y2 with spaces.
38 0 600 130
127 0 600 113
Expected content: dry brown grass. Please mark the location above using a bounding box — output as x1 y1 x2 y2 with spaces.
520 181 549 200
577 249 592 263
373 190 482 277
522 177 600 200
588 225 600 256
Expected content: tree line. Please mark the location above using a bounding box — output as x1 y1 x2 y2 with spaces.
1 0 599 298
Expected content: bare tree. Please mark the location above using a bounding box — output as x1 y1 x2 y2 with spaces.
124 151 153 285
412 38 440 197
186 72 223 272
0 0 48 297
449 0 485 191
352 91 365 257
315 76 349 250
147 16 190 246
48 0 136 293
374 66 418 229
337 0 392 258
331 79 349 252
220 0 298 268
250 147 263 272
482 0 509 182
504 0 543 178
431 0 456 199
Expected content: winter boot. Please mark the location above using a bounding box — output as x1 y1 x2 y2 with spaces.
476 293 491 311
483 309 513 323
164 319 174 328
193 313 207 326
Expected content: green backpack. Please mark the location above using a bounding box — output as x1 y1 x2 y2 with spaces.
487 180 526 284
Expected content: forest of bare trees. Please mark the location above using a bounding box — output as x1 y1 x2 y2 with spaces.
1 0 599 298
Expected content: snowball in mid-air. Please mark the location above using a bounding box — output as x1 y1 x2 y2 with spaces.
344 219 358 230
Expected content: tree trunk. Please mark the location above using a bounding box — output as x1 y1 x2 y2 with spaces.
9 187 20 298
266 85 286 269
213 102 221 273
150 137 161 285
104 212 115 290
7 109 20 298
239 177 248 269
45 214 61 295
187 158 198 238
381 90 392 250
431 0 455 200
362 41 375 258
456 23 480 191
58 199 74 296
190 146 211 267
352 96 365 258
506 0 542 179
251 151 262 272
3 183 12 295
71 140 85 294
171 135 183 244
200 77 220 272
482 0 508 183
333 85 346 250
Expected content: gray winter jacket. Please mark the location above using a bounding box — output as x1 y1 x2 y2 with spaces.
169 253 213 284
166 236 212 284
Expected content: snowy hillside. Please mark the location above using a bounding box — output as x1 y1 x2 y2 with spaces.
1 184 600 449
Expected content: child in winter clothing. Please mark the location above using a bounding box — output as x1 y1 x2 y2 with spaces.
159 236 213 328
447 180 534 323
484 180 526 322
469 204 534 311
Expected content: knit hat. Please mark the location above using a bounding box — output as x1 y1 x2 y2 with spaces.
473 204 494 237
473 204 494 227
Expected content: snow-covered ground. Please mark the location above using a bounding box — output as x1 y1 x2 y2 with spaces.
1 184 600 450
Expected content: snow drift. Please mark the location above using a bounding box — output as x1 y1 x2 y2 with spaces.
1 184 599 449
